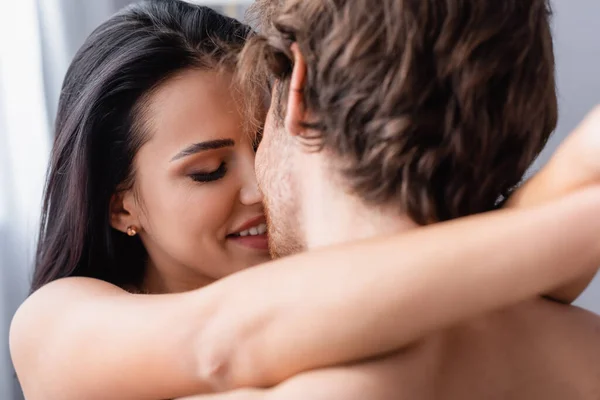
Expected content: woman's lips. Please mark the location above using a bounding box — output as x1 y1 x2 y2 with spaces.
227 234 269 251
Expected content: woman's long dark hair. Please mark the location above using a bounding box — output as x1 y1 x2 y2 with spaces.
32 0 250 292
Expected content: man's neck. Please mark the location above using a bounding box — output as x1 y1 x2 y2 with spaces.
299 153 418 250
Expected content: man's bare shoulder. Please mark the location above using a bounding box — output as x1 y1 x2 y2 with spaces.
252 300 599 400
434 298 600 399
459 297 600 332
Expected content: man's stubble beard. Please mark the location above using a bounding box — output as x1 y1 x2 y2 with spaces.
262 166 305 259
257 121 306 259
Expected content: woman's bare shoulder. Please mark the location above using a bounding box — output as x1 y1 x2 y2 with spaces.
9 277 129 369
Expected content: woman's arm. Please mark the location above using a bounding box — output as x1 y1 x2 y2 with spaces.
508 163 599 303
177 356 402 400
11 186 600 400
10 278 220 400
207 187 600 390
178 351 412 400
508 106 600 303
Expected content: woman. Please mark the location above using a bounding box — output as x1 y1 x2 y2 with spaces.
9 1 600 399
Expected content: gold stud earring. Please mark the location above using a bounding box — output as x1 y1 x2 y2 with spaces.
126 226 138 237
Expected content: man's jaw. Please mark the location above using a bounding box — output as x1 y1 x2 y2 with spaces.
264 202 305 259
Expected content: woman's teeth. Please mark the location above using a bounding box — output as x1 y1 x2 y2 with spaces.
238 223 267 237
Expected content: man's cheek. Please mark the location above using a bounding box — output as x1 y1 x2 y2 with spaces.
254 145 268 194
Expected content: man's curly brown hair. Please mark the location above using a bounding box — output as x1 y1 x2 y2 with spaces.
240 0 557 225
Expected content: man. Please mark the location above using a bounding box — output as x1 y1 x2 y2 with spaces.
231 0 600 398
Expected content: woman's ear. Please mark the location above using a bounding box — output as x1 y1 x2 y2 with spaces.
109 190 141 234
284 43 308 137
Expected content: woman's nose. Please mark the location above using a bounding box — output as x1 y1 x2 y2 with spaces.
240 177 263 205
239 153 263 206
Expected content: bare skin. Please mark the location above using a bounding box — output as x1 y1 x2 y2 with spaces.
176 73 600 400
185 53 600 400
11 68 600 400
11 53 600 400
11 145 600 400
232 300 600 400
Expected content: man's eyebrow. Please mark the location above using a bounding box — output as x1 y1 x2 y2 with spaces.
170 139 235 162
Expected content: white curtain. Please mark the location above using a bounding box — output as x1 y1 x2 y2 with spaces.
0 0 50 398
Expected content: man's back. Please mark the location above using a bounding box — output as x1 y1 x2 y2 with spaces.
270 299 600 400
373 299 600 399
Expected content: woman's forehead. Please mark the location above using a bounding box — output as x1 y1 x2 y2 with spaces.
144 69 247 143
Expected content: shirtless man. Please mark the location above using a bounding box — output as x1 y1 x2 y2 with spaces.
219 0 600 398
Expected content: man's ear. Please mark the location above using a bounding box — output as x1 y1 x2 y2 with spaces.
285 43 308 137
109 190 141 234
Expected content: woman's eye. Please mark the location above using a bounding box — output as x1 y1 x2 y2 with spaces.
190 162 227 183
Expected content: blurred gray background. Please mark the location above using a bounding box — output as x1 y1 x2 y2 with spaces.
0 1 598 399
539 1 600 312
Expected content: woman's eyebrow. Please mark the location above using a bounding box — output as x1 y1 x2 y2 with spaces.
170 139 235 162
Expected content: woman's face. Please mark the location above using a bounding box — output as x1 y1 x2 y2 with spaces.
118 69 270 293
